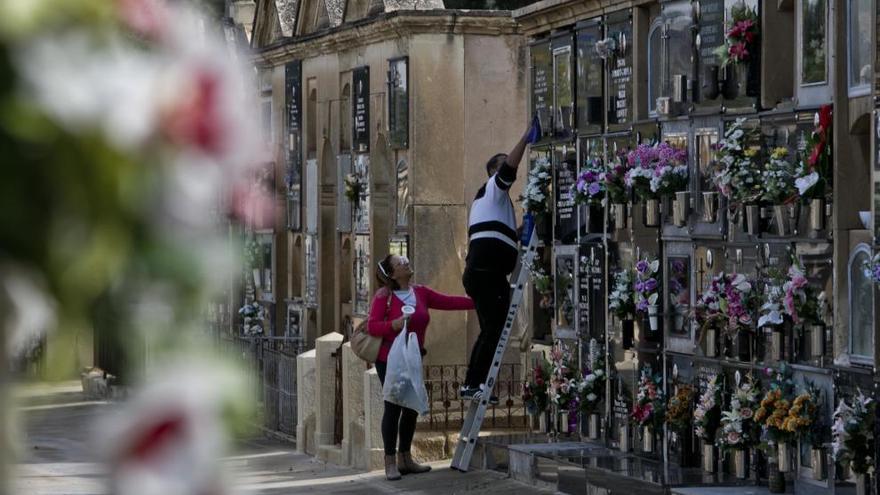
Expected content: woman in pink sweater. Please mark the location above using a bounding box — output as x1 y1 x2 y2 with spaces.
367 253 473 480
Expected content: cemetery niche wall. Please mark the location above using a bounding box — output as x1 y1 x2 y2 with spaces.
515 1 877 494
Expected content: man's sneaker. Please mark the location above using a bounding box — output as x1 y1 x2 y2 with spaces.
459 385 499 405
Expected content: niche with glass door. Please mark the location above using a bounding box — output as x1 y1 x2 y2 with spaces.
648 1 695 118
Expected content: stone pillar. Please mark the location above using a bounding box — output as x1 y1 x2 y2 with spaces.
341 343 368 468
314 332 343 447
363 367 385 471
295 349 316 454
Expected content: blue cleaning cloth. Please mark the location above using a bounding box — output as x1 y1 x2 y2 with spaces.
526 115 541 144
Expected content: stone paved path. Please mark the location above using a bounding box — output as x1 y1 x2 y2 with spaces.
11 382 550 495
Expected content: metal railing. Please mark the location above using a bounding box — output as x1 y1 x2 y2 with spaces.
218 335 302 436
419 363 528 431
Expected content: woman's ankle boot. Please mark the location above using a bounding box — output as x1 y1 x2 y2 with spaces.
398 452 431 474
384 454 402 480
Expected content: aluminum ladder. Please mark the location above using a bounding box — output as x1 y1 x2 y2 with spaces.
450 225 539 472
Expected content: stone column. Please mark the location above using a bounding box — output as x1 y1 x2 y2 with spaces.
341 343 368 468
363 367 384 471
295 349 316 454
314 332 343 447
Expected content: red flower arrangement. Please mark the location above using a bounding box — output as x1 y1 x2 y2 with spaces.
716 4 759 67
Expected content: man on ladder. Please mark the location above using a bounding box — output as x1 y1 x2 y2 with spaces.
459 116 541 404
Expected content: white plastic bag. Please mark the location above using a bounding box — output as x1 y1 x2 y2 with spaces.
382 329 429 414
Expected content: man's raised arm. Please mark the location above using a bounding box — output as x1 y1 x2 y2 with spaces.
505 116 541 171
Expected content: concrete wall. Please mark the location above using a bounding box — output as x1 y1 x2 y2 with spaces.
257 16 526 367
295 349 317 454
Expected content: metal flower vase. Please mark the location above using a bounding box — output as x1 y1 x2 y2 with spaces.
539 411 550 433
642 426 654 453
703 192 719 223
588 413 600 440
773 204 798 236
644 199 661 227
744 204 760 235
734 449 747 479
702 441 716 473
647 305 660 332
856 473 868 495
704 327 717 357
810 324 824 358
673 191 689 227
810 446 826 480
770 327 784 361
613 203 628 230
558 410 570 434
777 442 791 472
809 198 825 231
619 424 631 452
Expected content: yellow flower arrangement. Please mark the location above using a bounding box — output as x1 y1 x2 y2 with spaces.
780 392 816 435
743 146 760 158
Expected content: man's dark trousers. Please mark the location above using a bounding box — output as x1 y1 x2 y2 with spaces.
462 267 511 389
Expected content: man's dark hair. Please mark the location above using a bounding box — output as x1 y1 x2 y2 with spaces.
485 153 508 177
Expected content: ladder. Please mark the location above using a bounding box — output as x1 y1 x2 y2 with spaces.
450 224 539 472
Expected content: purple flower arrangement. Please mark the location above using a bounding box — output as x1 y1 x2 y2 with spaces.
624 143 688 200
634 257 660 313
572 159 606 205
694 272 758 339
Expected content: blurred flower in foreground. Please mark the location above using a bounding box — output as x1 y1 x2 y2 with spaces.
0 0 269 492
99 357 253 495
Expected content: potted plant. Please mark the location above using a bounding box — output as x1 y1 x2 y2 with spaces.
761 147 798 236
634 257 661 332
832 390 875 495
780 385 820 474
794 105 832 232
694 374 723 472
780 260 824 359
717 371 761 479
712 118 764 234
577 338 606 440
522 356 552 432
650 147 690 227
609 268 636 349
631 366 665 453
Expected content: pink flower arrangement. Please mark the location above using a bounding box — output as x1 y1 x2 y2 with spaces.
694 273 758 339
782 261 823 325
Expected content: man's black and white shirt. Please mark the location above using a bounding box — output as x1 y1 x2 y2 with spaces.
466 161 518 275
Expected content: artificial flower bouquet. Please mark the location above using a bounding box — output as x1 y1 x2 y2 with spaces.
522 156 552 214
694 272 758 340
631 366 666 431
577 338 607 415
573 159 606 205
522 356 551 416
717 371 761 452
832 390 876 475
694 374 723 442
